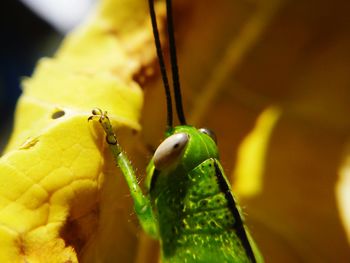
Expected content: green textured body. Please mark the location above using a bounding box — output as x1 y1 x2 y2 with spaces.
91 110 263 263
146 126 262 263
150 158 251 262
90 1 263 261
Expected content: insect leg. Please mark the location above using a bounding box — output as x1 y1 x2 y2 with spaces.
89 109 158 238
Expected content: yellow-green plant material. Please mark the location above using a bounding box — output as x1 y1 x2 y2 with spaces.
233 106 282 197
0 0 163 262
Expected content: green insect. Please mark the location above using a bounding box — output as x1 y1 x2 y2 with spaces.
90 0 263 262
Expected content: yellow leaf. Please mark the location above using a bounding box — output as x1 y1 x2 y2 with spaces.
0 0 162 261
337 151 350 245
233 106 282 197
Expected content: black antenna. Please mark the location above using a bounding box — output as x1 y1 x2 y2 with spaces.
165 0 187 125
148 0 173 128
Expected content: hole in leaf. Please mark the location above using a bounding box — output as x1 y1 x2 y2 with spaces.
52 109 65 119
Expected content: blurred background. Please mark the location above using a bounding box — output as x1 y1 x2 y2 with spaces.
0 0 96 151
1 0 350 262
0 0 58 151
142 0 350 261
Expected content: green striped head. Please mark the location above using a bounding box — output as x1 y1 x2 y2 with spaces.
152 125 219 173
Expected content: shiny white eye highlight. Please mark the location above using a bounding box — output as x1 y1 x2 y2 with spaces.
153 133 189 170
198 128 217 144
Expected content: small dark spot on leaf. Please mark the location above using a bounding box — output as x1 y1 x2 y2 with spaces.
15 235 26 255
105 28 119 36
52 110 65 119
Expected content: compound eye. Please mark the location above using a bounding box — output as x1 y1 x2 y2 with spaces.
153 133 189 170
198 128 217 144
